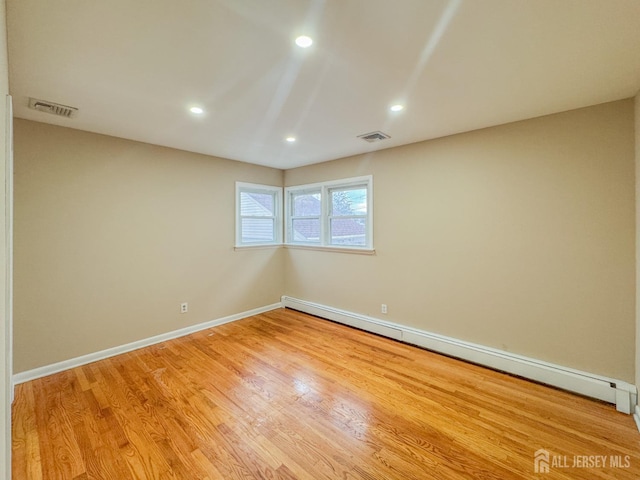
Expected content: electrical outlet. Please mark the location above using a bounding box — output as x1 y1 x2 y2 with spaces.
180 302 188 314
381 304 387 314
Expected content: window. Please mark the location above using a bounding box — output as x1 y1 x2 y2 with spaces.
285 176 373 250
290 189 321 244
329 185 368 246
236 182 282 246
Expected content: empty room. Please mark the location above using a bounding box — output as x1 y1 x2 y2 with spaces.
2 0 640 479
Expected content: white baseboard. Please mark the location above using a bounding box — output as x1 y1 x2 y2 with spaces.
634 405 640 432
281 296 638 415
13 302 282 385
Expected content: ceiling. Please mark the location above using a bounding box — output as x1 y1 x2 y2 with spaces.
6 0 640 169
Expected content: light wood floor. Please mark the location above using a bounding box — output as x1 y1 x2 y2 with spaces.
12 308 640 479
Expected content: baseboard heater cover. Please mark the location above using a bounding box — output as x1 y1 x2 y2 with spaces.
281 296 637 414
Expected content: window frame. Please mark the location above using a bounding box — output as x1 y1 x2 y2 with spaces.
235 182 283 247
285 175 373 251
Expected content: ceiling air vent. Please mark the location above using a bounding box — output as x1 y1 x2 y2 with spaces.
28 98 78 118
357 131 390 143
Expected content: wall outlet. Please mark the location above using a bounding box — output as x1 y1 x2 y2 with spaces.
381 304 388 314
180 302 188 314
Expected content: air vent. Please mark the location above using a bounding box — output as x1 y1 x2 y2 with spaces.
357 131 390 143
28 98 78 118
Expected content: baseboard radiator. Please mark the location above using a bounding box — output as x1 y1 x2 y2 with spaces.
281 296 637 415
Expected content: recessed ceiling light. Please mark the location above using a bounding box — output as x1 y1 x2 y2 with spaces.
286 136 296 143
390 104 404 112
295 36 313 48
189 106 204 114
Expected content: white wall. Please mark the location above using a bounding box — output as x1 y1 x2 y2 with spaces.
0 0 11 477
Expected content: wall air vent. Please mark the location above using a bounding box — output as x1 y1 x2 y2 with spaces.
357 131 390 143
28 97 78 118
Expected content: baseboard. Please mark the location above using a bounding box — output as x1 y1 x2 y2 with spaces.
634 405 640 432
281 296 637 414
13 302 282 385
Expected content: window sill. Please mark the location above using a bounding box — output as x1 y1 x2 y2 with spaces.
234 244 376 255
284 244 376 255
234 244 283 251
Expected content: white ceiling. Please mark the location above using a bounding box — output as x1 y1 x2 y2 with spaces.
7 0 640 169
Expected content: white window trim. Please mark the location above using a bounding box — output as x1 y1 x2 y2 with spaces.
283 244 376 255
285 175 374 252
235 182 283 248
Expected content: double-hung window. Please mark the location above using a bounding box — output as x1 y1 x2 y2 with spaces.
289 188 322 244
285 176 373 251
235 182 282 246
328 184 369 247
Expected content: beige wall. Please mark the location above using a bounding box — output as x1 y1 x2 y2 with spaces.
13 119 284 372
285 99 636 382
12 99 638 386
1 0 10 477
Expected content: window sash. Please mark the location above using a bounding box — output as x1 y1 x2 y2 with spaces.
291 217 321 244
239 190 275 217
329 185 368 217
291 190 321 219
240 217 276 243
329 216 367 246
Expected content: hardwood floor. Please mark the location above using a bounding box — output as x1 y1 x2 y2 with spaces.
11 308 640 479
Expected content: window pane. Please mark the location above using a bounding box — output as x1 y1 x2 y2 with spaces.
292 192 321 217
292 218 320 243
331 188 367 216
330 218 366 246
240 191 274 216
241 218 274 243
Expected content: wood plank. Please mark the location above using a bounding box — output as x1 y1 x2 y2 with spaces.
13 308 640 479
